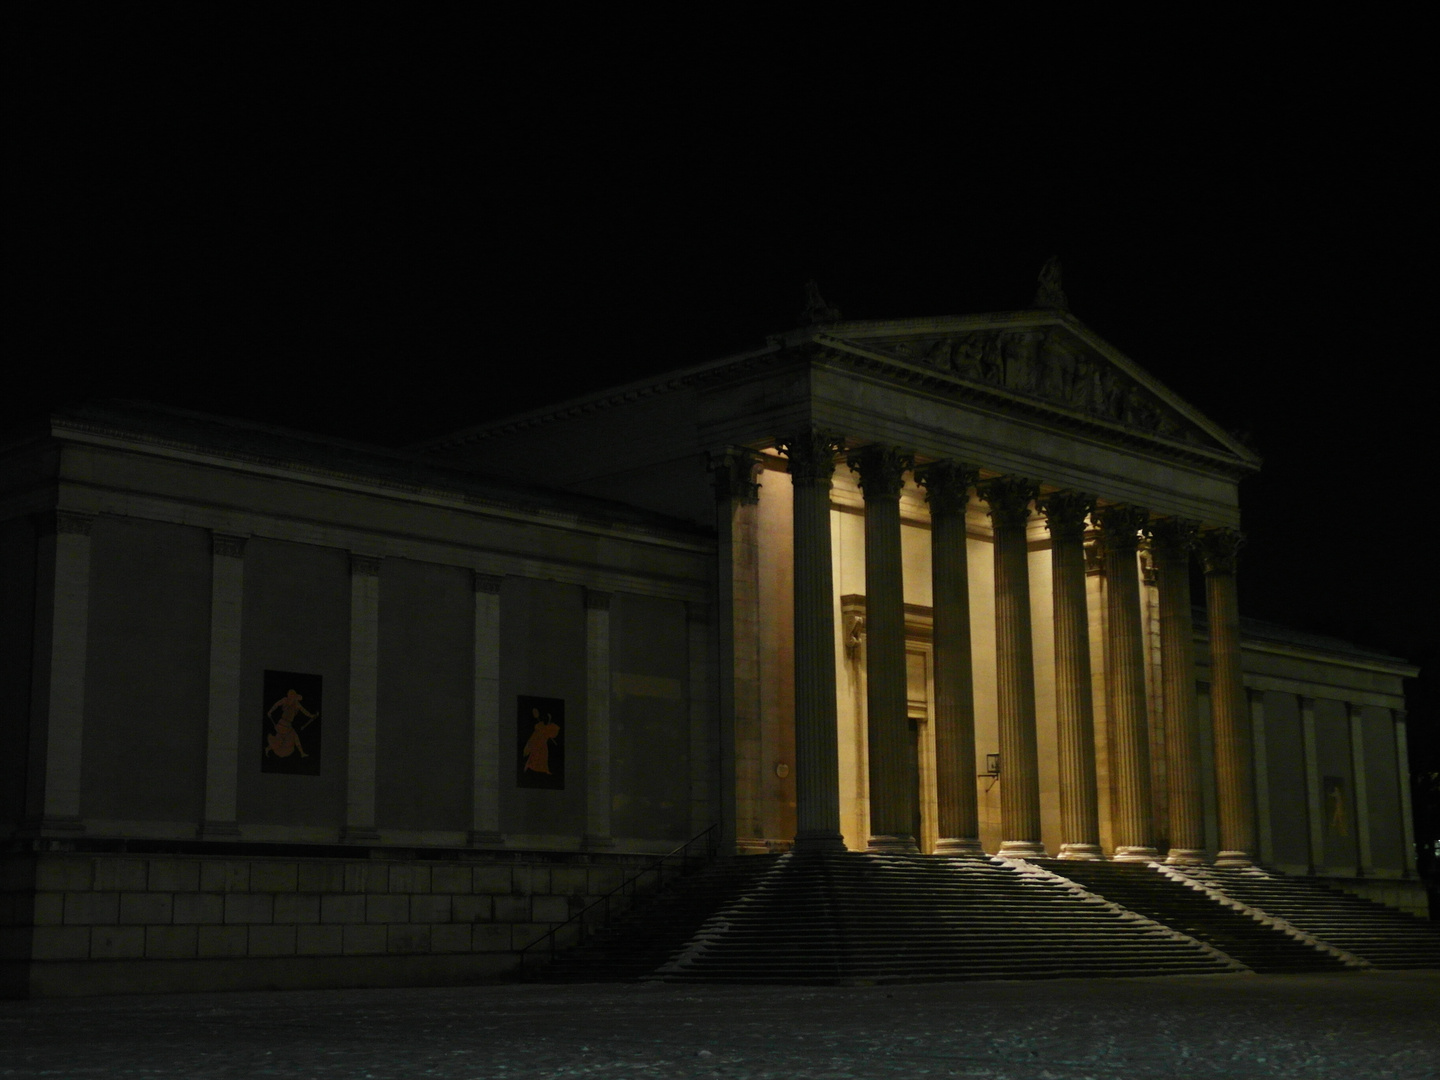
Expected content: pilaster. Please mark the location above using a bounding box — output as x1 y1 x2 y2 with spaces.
1300 695 1324 874
1248 688 1273 866
1097 504 1159 861
917 461 982 854
1200 528 1254 867
1038 491 1102 860
850 444 916 853
343 553 382 842
977 476 1045 857
778 430 846 853
1394 710 1417 877
686 601 714 838
582 589 615 850
1348 702 1372 877
24 509 95 833
469 572 504 846
200 533 247 839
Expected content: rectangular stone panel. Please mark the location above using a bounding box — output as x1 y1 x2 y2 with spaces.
473 867 512 894
119 893 173 925
430 923 472 954
201 861 250 893
387 924 430 953
249 861 299 892
342 924 386 955
32 893 63 926
34 857 91 892
409 896 450 923
387 865 430 894
94 859 148 892
197 925 248 958
248 925 297 957
147 859 201 893
64 892 118 925
345 863 389 894
173 894 224 924
30 926 90 960
91 926 145 959
452 896 491 923
297 924 343 955
430 866 471 894
472 924 510 953
365 895 408 923
298 861 347 893
273 893 320 924
223 894 274 924
320 894 366 924
145 926 198 959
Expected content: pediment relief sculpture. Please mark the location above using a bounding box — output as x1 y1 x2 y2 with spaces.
856 326 1204 446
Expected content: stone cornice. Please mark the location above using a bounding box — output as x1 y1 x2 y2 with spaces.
41 410 711 553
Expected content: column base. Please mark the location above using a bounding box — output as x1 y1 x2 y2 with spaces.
999 840 1047 858
197 820 241 839
1164 848 1208 866
868 834 919 854
933 837 984 855
734 837 772 855
467 830 506 847
581 834 616 851
1112 846 1160 862
1214 850 1253 868
793 830 847 854
1057 843 1104 861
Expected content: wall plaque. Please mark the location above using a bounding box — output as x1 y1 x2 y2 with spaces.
262 670 322 775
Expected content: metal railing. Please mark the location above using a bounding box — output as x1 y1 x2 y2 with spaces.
518 824 719 973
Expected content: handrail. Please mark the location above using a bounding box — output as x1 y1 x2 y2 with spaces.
518 824 720 972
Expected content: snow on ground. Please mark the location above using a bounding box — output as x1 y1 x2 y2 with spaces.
2 970 1437 1079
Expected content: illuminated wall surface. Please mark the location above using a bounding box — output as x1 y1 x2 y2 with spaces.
1 308 1422 995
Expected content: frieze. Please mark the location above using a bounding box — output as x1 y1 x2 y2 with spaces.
858 326 1199 445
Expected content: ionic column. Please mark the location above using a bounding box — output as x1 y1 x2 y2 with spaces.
1199 528 1255 868
1348 703 1372 876
709 448 766 853
344 553 382 842
977 476 1045 857
1394 710 1417 877
469 572 504 846
582 589 615 849
201 533 247 839
850 445 916 852
1149 518 1205 865
918 461 981 854
778 430 846 854
25 509 95 834
1038 491 1102 860
1097 505 1159 861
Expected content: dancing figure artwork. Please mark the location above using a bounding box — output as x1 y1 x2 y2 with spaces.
261 670 323 775
516 695 565 789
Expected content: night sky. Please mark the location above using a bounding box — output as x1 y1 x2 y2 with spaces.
12 14 1432 782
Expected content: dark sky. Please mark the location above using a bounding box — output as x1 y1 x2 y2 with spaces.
10 11 1431 728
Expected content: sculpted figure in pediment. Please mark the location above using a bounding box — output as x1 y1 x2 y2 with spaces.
1001 329 1043 394
1037 329 1080 402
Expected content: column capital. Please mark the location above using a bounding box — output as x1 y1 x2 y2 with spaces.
708 447 764 505
847 445 913 500
778 430 844 485
212 533 248 559
584 589 612 611
1198 527 1245 575
916 460 978 517
1148 517 1200 567
1037 490 1094 541
349 554 382 577
36 509 95 537
977 476 1038 529
473 571 503 594
1095 504 1151 553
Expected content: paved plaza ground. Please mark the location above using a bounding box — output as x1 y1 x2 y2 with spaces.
2 970 1437 1079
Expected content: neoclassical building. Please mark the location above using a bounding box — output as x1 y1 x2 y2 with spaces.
1 296 1422 995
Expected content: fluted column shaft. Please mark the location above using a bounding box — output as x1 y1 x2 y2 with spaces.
780 431 846 853
1150 518 1206 865
1039 492 1101 860
979 477 1045 857
919 462 981 853
1201 528 1255 867
851 446 917 851
1098 506 1159 861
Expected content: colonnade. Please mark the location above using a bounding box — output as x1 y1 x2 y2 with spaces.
776 431 1254 865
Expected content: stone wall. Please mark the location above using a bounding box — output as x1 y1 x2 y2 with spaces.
2 849 655 998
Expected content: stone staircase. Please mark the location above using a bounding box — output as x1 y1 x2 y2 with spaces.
1176 867 1440 970
1034 859 1356 974
533 852 1241 984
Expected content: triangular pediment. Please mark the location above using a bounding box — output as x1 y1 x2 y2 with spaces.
799 312 1258 467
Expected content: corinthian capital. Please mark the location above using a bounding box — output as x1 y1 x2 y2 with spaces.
977 476 1038 529
1198 528 1245 575
1037 490 1095 541
708 447 764 505
1095 505 1151 553
847 445 913 500
1148 517 1200 569
779 429 844 485
915 460 978 517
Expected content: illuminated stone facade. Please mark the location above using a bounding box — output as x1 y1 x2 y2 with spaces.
1 306 1422 996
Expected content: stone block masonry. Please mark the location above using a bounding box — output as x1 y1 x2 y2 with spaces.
2 849 662 998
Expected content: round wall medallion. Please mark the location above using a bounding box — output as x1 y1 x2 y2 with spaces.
774 762 790 778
